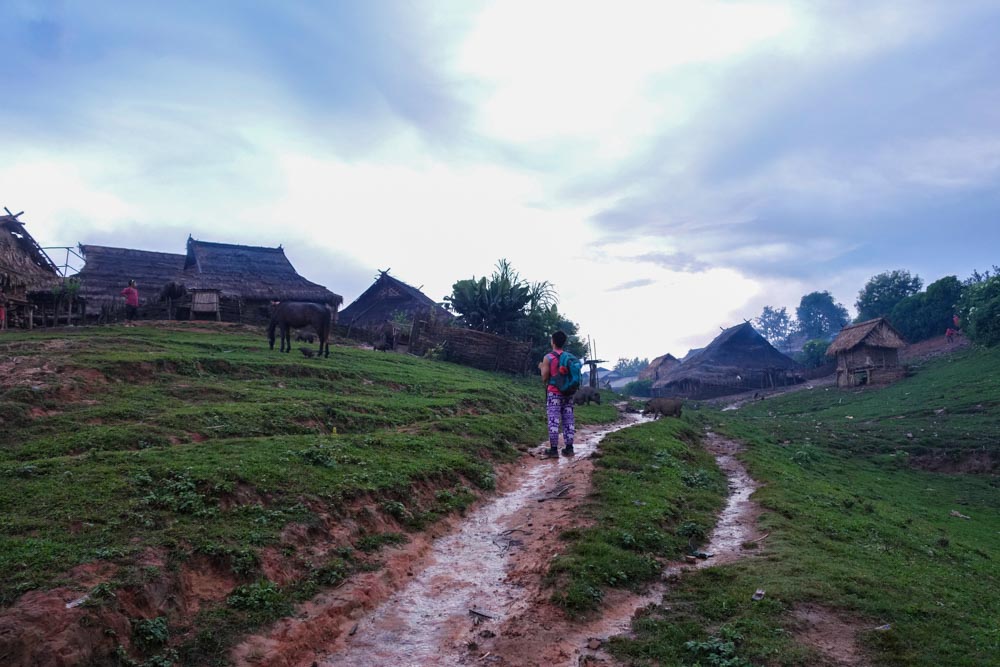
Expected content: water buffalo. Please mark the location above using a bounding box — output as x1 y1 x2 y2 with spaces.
573 386 602 406
644 397 683 418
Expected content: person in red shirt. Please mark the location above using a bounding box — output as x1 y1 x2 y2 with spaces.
120 280 139 326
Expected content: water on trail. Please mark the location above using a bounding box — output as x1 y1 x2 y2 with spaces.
562 430 760 664
317 416 647 667
316 422 760 667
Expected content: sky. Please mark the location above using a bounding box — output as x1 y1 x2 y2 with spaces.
2 0 999 362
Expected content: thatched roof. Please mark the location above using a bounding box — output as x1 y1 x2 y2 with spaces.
638 353 679 382
74 245 186 307
0 215 60 296
653 323 799 389
340 270 452 329
826 318 906 356
182 238 341 305
74 238 341 308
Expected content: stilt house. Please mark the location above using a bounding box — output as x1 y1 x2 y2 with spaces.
0 213 61 326
652 323 802 399
74 237 341 323
340 270 452 334
826 318 907 387
180 238 342 322
0 213 61 327
75 245 186 320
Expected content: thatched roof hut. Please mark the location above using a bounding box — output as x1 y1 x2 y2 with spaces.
638 353 679 383
74 237 341 323
75 245 186 310
653 322 802 399
183 238 340 305
0 214 60 304
826 317 906 387
340 270 452 332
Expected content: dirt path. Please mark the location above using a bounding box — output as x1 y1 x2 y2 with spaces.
282 424 762 667
307 415 647 667
468 430 762 667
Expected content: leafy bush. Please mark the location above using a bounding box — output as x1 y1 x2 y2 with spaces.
621 378 653 397
797 339 830 368
890 276 964 343
685 626 753 667
959 273 1000 347
226 580 285 613
132 616 169 650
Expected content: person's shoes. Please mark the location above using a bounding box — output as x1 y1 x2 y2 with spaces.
544 446 558 457
561 446 575 456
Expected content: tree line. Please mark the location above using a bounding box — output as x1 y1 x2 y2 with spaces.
756 265 1000 366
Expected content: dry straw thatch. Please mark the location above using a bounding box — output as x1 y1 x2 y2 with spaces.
653 322 801 398
0 215 60 301
825 317 907 356
340 270 452 331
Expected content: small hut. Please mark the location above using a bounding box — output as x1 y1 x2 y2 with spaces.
826 318 907 388
0 213 61 328
639 353 679 383
180 237 342 323
339 270 452 335
653 323 802 399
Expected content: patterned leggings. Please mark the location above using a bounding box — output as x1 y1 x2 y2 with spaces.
546 392 575 448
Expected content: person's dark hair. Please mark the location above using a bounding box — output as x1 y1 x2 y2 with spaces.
551 330 568 348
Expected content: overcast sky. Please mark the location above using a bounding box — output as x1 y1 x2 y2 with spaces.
2 1 998 361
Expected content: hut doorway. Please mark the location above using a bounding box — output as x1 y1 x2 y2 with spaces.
189 289 221 321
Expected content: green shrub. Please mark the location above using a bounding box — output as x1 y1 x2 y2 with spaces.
132 616 169 650
959 274 1000 347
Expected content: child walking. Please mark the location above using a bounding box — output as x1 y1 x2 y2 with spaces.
539 330 575 457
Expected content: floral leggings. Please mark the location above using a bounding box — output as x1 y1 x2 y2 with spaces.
546 392 575 448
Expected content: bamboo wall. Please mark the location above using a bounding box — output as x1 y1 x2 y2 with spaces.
835 344 903 387
409 318 531 374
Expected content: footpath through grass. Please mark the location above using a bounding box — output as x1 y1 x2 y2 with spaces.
0 324 615 665
610 347 1000 666
549 417 729 616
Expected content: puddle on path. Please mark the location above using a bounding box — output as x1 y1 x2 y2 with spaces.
562 430 761 665
317 415 647 667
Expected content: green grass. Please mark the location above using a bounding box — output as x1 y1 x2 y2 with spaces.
0 325 615 664
549 417 728 616
610 348 1000 666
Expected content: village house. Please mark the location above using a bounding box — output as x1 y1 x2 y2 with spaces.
652 322 802 399
339 270 452 335
0 212 61 329
826 317 907 388
639 353 679 384
74 236 340 324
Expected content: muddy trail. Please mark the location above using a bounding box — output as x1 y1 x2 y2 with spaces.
237 417 761 667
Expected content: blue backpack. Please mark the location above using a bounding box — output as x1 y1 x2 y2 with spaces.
548 350 582 396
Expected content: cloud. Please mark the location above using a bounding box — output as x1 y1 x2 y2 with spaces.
631 252 709 273
607 278 656 292
576 3 1000 285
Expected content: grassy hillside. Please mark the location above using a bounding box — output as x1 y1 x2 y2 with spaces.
0 324 617 664
612 347 1000 666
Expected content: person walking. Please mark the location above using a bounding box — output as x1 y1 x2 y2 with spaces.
539 330 575 457
120 279 139 326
